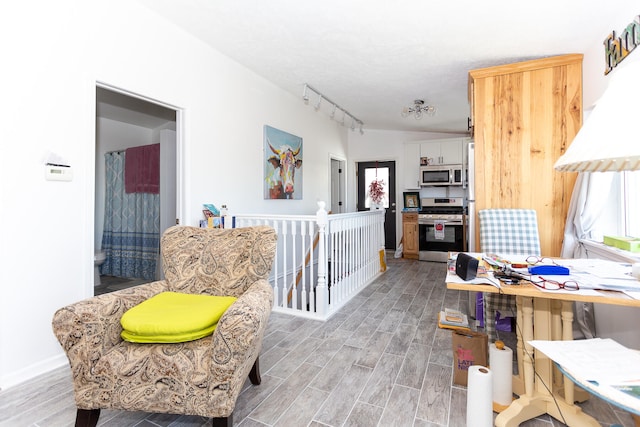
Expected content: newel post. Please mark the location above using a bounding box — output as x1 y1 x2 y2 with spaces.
315 201 329 317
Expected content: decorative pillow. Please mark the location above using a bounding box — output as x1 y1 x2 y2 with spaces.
121 291 237 343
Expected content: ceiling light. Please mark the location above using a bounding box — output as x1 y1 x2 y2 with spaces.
401 99 436 119
302 83 364 133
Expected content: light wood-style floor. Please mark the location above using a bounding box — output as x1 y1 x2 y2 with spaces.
1 257 635 427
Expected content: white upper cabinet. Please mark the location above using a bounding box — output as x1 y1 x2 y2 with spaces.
420 138 464 165
403 142 421 189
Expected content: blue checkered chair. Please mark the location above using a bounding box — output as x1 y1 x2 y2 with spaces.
478 209 541 342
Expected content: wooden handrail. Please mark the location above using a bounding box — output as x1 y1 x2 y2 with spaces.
287 231 321 304
287 211 332 304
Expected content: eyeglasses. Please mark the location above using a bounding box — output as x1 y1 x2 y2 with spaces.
530 279 579 291
526 256 559 266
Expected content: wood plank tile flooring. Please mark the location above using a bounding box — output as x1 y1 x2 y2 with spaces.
1 257 635 426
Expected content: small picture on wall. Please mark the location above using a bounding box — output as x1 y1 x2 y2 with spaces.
403 191 420 210
264 125 303 200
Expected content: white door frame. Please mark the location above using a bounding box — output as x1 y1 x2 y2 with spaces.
91 81 184 295
329 154 346 214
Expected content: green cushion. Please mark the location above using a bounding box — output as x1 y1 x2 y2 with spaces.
120 291 237 343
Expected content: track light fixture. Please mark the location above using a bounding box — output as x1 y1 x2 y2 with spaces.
401 99 436 119
302 83 364 133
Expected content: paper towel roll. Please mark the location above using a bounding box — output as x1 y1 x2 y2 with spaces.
489 341 513 407
466 365 493 427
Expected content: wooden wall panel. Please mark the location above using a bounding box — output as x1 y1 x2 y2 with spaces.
470 55 581 257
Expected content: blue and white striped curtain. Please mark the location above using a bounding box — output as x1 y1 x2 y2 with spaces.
101 151 160 280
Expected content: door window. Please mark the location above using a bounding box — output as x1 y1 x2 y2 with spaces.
364 167 389 208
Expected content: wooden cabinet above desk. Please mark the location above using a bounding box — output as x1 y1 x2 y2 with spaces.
402 212 419 259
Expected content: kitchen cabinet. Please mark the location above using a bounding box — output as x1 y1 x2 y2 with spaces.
420 139 463 165
402 212 419 259
469 54 582 257
403 142 421 189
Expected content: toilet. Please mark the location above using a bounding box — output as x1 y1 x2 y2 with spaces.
94 250 106 286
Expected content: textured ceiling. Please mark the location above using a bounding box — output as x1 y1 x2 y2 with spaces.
137 0 634 134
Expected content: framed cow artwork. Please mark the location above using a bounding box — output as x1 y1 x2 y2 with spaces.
264 125 303 200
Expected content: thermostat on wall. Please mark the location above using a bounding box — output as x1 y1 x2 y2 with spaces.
45 163 73 181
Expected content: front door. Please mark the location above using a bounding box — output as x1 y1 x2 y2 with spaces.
356 161 397 250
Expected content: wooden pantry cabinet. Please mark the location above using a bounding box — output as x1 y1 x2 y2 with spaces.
402 212 419 259
469 54 582 257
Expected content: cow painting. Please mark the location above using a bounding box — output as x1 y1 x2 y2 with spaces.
264 126 303 199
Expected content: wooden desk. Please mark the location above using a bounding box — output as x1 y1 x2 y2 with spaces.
447 278 640 427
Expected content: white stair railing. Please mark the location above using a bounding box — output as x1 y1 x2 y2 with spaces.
233 202 385 320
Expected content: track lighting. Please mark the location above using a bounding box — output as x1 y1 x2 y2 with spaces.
302 83 364 133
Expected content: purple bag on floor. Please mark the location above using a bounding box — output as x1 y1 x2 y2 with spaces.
496 311 512 332
477 294 512 332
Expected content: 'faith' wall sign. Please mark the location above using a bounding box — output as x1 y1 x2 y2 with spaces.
604 15 640 75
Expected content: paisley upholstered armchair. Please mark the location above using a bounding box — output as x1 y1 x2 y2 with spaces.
52 225 277 427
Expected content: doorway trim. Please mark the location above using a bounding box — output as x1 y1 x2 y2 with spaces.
91 81 185 296
329 153 346 214
352 155 401 249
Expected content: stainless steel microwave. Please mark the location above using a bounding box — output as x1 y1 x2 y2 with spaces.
420 164 463 186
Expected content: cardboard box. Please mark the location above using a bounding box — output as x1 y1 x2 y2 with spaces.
603 236 640 252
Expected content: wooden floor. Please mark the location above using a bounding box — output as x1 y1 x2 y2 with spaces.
1 257 635 427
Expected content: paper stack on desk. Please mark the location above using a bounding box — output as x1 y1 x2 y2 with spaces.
554 258 640 292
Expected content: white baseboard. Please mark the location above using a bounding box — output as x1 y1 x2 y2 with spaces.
0 353 69 391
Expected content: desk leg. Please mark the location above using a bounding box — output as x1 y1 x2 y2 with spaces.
556 301 589 403
495 297 600 427
513 296 524 396
561 301 575 405
522 297 535 397
551 300 563 392
496 297 547 427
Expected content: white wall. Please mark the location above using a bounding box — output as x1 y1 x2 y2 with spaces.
0 0 348 389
